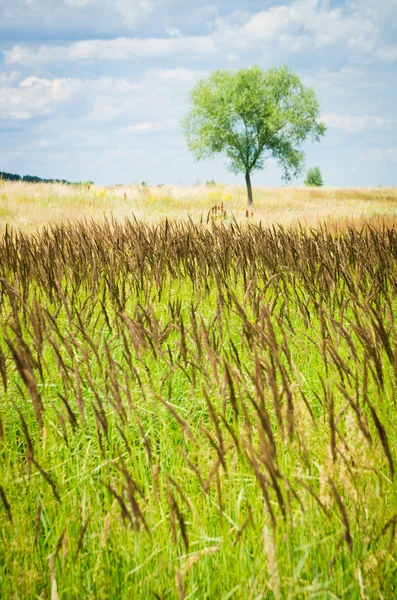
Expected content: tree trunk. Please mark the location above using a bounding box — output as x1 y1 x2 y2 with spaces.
245 171 253 207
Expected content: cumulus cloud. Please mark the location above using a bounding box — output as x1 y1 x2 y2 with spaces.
322 114 397 132
212 0 377 53
0 68 202 129
108 0 153 27
0 76 141 121
3 0 386 66
0 77 71 120
166 27 182 38
0 71 21 86
5 36 216 66
0 65 194 181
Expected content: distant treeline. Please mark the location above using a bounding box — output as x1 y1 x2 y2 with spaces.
0 171 93 185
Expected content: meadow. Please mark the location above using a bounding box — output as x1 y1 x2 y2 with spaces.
0 185 397 598
1 180 397 231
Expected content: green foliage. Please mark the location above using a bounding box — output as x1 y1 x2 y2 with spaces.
183 65 326 191
0 171 92 186
305 166 324 186
0 171 21 182
205 179 216 186
72 180 95 187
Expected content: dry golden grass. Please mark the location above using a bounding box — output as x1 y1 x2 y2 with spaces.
1 180 397 232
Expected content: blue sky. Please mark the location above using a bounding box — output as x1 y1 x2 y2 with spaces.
0 0 396 186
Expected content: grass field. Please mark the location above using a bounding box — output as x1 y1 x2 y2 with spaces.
1 181 397 231
0 186 397 598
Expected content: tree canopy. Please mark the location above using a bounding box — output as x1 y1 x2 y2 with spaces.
305 166 324 187
183 65 326 206
0 171 91 185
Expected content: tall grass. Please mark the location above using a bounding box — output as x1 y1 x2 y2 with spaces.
0 218 396 598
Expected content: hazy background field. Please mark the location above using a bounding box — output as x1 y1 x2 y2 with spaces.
1 181 397 232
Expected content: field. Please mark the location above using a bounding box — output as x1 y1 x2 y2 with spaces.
1 181 397 232
1 185 397 598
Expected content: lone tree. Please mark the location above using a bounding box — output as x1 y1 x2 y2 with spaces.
305 166 324 186
183 65 325 207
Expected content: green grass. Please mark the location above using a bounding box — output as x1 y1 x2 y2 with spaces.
0 219 396 598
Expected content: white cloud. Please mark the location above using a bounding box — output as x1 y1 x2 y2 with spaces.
3 0 385 67
322 114 397 132
0 76 140 121
242 4 300 41
0 68 197 139
0 71 21 86
166 27 182 38
109 0 153 27
213 0 377 53
0 77 71 120
5 36 216 66
4 45 60 66
0 66 193 182
70 37 215 60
